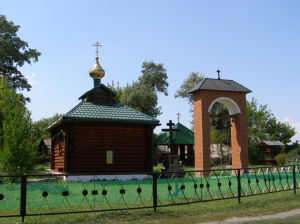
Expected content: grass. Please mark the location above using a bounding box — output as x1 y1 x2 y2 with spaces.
0 167 294 211
0 164 299 223
33 162 51 174
1 190 300 224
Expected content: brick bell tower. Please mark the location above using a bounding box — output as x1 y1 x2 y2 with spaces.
188 70 252 171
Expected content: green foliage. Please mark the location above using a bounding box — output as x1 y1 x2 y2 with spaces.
108 60 168 117
106 81 123 103
174 71 205 126
30 113 63 159
32 113 63 140
139 60 168 96
285 140 299 155
210 128 230 144
153 163 163 172
247 98 296 165
210 103 231 153
275 154 287 165
0 15 41 93
121 81 160 116
210 102 229 115
0 78 37 175
174 71 205 107
285 146 300 165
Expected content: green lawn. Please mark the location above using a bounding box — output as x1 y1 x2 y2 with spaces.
0 166 297 217
1 190 300 224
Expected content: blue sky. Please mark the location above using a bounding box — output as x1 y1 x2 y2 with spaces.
1 0 300 141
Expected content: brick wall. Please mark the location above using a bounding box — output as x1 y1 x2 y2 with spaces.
193 90 249 171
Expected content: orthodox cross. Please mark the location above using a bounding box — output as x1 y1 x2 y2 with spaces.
93 42 102 58
217 69 221 79
162 120 180 155
176 113 181 123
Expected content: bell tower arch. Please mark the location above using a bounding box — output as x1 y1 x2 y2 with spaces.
189 75 251 171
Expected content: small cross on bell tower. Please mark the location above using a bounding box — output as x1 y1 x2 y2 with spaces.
217 69 221 80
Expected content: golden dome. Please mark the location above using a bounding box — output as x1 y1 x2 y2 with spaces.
89 57 105 79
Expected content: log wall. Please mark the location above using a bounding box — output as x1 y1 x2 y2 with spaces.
50 130 65 173
86 89 114 102
67 123 153 174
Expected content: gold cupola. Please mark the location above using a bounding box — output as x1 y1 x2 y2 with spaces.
89 42 105 86
89 57 105 79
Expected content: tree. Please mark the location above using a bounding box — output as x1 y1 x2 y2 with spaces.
247 98 296 164
106 81 123 103
107 61 168 117
0 78 37 175
174 71 205 107
175 71 206 126
139 61 168 96
0 15 41 92
32 113 63 140
121 81 160 117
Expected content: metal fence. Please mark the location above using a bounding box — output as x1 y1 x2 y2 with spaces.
0 165 299 223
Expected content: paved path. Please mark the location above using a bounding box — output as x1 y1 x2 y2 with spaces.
202 208 300 224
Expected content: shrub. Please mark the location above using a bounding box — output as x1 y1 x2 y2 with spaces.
276 154 286 165
153 164 163 172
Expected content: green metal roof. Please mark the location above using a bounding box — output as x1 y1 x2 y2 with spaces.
48 84 160 130
154 123 194 145
48 101 160 130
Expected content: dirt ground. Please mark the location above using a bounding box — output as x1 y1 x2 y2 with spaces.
202 208 300 224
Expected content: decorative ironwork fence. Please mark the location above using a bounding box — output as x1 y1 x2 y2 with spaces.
0 165 299 223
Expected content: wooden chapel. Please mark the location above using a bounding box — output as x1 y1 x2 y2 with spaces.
48 43 160 174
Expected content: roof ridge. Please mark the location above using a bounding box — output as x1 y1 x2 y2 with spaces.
204 77 234 81
188 77 251 93
175 122 194 132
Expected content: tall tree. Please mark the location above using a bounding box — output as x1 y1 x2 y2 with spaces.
0 14 41 92
106 81 123 103
32 113 64 140
174 71 205 126
107 61 168 117
121 81 160 117
175 72 228 116
247 98 296 164
174 71 205 107
31 113 64 151
139 60 168 96
0 78 37 175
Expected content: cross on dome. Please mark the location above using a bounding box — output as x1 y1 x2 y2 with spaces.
89 42 105 85
93 42 102 59
176 113 181 123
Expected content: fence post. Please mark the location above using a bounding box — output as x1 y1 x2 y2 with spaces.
237 169 241 204
293 165 297 195
20 175 27 222
153 173 157 212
